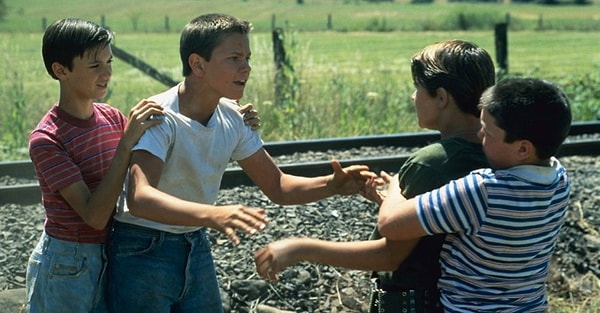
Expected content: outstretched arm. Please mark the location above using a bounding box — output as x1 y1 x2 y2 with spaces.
127 150 269 245
238 149 379 205
254 236 419 281
377 171 427 240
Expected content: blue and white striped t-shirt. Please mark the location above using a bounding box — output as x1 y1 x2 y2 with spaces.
415 157 570 312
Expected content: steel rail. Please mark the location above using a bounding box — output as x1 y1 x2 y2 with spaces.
2 121 600 205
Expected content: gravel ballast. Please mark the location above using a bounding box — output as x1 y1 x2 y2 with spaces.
1 154 599 312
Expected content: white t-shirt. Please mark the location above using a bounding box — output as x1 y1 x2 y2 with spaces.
115 85 263 233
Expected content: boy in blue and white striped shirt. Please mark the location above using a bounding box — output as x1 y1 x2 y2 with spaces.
376 77 572 312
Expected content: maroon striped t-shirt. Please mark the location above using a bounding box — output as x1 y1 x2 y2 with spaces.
29 103 127 243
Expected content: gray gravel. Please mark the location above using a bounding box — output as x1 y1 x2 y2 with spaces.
1 152 599 312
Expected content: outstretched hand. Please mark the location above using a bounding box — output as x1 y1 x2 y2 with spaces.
254 238 301 281
210 205 269 245
238 103 261 131
362 170 394 204
328 160 382 196
122 99 164 149
381 171 400 195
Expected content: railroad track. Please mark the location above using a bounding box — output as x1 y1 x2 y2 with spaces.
2 121 600 205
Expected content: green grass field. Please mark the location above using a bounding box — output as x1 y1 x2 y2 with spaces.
2 0 600 33
1 0 599 157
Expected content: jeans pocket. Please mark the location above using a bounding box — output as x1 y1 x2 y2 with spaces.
110 232 157 257
49 254 86 278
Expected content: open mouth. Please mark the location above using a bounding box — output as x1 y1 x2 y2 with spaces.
234 79 247 86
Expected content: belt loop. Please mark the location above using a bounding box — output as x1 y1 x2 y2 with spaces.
409 289 416 313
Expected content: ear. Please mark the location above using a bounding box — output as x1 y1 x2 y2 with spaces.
516 139 535 161
435 87 449 109
51 62 68 80
188 53 206 75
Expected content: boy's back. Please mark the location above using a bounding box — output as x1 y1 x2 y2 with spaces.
419 159 569 311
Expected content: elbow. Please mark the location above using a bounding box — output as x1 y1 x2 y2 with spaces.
377 216 395 240
126 190 145 218
127 197 145 218
89 221 109 231
86 216 110 230
262 191 288 205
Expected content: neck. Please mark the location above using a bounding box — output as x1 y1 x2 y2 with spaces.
441 129 481 142
178 82 216 125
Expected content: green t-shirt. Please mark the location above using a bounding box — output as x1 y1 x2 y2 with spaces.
371 137 488 290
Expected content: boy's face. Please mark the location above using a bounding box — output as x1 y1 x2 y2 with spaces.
479 109 518 169
62 45 113 102
203 33 251 101
412 85 439 131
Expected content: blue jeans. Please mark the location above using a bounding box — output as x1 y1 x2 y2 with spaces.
26 232 108 313
107 221 222 313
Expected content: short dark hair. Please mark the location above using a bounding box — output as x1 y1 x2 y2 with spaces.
410 40 496 118
179 13 252 77
479 78 572 159
42 18 112 80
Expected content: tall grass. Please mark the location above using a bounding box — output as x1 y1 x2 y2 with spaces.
1 29 599 160
1 1 599 160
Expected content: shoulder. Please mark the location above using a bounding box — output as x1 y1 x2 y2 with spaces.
410 139 486 167
149 85 180 108
93 102 122 114
218 98 241 112
93 103 128 123
217 98 244 120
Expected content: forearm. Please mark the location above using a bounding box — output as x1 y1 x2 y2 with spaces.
288 237 403 271
268 174 334 205
80 141 132 229
128 184 218 227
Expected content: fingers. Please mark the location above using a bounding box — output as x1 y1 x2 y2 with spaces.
120 100 165 149
238 103 261 130
243 112 260 131
330 159 343 174
129 99 164 122
254 247 279 281
380 171 393 183
238 102 253 113
254 247 281 281
218 206 269 246
223 227 241 246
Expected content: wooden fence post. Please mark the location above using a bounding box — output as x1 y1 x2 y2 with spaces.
494 23 508 74
272 27 286 105
271 14 276 31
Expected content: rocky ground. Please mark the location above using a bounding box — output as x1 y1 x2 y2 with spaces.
1 155 599 312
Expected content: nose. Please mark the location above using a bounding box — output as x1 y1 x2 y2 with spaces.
242 60 251 73
102 63 112 77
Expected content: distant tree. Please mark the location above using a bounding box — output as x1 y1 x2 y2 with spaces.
0 0 6 22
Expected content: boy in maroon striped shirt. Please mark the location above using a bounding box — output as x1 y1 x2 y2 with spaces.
25 17 166 313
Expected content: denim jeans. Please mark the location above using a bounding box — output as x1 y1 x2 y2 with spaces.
26 232 108 313
107 221 222 313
